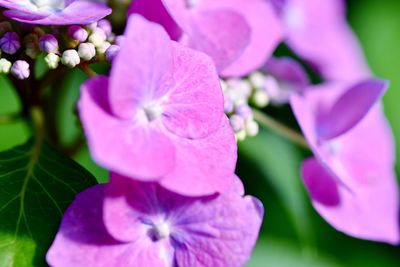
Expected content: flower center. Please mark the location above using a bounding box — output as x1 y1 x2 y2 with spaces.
29 0 65 11
151 221 171 241
143 104 163 122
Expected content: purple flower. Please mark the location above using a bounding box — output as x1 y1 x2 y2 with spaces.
46 174 263 267
129 0 283 77
262 57 309 104
280 0 370 81
79 15 237 196
0 0 111 25
290 79 400 244
0 31 20 54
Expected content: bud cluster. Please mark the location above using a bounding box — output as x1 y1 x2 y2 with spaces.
0 19 121 80
222 71 271 141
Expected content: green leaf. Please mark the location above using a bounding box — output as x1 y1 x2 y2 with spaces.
0 140 97 266
239 127 314 247
247 237 342 267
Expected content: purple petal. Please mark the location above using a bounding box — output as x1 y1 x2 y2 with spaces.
264 57 309 89
283 0 370 81
214 0 284 77
317 79 388 140
79 76 176 180
160 116 237 196
128 0 182 40
302 158 399 244
161 42 224 139
109 15 173 118
47 185 173 267
3 1 111 25
102 175 264 266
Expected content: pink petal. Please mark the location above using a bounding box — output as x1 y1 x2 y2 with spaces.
302 158 399 244
214 0 284 77
317 79 388 140
283 0 370 81
109 15 173 118
79 76 175 180
160 116 237 196
161 42 224 139
128 0 182 40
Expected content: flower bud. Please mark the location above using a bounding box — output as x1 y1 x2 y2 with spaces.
11 60 30 80
252 90 270 108
78 43 96 61
229 114 245 133
105 44 120 61
249 71 265 89
88 28 106 47
235 104 253 120
0 58 12 73
245 119 259 137
45 53 60 69
97 19 112 36
39 34 59 53
236 129 247 142
68 25 88 42
97 41 110 55
61 49 80 68
115 35 125 46
0 32 20 54
223 96 234 114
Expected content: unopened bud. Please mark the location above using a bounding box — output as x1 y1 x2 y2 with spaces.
78 43 96 61
39 34 59 53
105 44 119 61
0 58 12 73
0 32 20 54
245 119 259 137
45 53 60 69
88 28 106 47
229 114 245 133
61 49 80 68
11 60 30 80
68 25 88 42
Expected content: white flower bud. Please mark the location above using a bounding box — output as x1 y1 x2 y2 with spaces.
78 43 96 61
0 58 12 73
236 129 247 142
97 41 110 54
61 49 80 68
252 90 270 108
45 53 60 69
249 71 266 89
88 28 106 47
245 119 259 137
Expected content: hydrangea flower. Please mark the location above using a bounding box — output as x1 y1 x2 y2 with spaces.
79 15 237 196
129 0 283 77
0 0 111 25
290 79 400 244
262 57 309 104
46 174 263 267
280 0 370 81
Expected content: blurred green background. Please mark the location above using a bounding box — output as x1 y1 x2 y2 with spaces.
0 0 399 266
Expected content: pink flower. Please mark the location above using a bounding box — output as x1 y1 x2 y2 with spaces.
291 79 400 244
46 174 263 267
129 0 283 77
79 15 237 196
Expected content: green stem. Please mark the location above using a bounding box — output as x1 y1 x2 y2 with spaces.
79 64 98 77
253 109 309 149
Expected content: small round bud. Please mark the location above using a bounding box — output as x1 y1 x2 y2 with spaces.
39 34 59 53
220 79 228 92
105 44 120 61
0 22 12 35
245 119 259 137
78 43 96 61
235 105 253 120
11 60 30 80
236 129 247 142
0 32 21 54
252 90 270 108
249 71 266 89
97 41 110 54
223 96 234 114
229 114 245 133
115 35 125 46
97 19 112 36
61 49 80 68
45 53 60 69
0 58 12 73
24 33 40 59
88 28 106 47
68 25 88 42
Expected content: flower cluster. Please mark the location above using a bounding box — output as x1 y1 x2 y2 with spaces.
0 0 398 266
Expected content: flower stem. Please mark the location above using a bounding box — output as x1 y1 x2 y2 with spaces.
253 109 309 149
79 64 98 77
